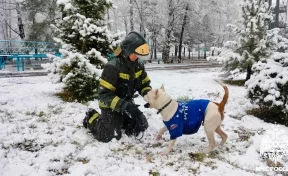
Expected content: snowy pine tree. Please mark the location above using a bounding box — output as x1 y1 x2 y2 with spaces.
238 0 272 80
246 28 288 126
43 0 124 102
209 0 272 81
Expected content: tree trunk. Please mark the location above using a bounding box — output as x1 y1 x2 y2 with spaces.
9 5 11 39
162 0 174 64
183 47 185 58
154 40 157 60
174 45 178 57
16 2 25 40
245 66 252 81
134 0 146 38
124 16 128 35
4 0 8 40
129 0 134 32
198 44 200 59
107 9 111 30
61 5 67 19
149 39 154 61
139 17 145 38
139 2 145 38
178 4 189 63
204 41 207 60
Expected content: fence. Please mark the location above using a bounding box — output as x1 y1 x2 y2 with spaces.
0 40 61 71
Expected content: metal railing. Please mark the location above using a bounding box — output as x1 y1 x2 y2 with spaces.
0 40 61 71
0 40 60 55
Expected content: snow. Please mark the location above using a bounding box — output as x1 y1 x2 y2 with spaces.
86 48 108 64
0 67 288 176
56 0 74 11
42 49 104 85
56 0 71 5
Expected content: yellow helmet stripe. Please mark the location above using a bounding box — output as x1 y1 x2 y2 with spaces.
135 43 149 56
99 78 116 91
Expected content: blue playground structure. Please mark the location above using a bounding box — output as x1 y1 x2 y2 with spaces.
0 40 61 71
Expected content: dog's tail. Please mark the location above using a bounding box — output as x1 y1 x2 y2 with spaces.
214 79 229 120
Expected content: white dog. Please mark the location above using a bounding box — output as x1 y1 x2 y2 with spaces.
144 80 229 155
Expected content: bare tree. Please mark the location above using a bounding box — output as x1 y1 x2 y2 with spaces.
178 3 189 62
0 0 19 40
22 0 57 41
182 0 241 60
133 0 146 37
161 0 186 63
145 0 163 60
15 2 25 39
162 0 174 63
110 0 130 34
129 0 134 31
0 0 58 41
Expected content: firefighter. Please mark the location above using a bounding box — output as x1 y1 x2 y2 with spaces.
83 31 152 142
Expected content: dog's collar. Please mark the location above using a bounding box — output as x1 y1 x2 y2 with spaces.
157 99 172 114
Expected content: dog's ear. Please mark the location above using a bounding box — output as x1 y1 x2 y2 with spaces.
155 89 159 98
160 84 165 92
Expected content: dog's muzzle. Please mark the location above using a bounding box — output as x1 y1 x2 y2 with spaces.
144 103 150 108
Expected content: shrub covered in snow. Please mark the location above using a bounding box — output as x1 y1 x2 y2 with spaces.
43 0 125 102
45 50 104 102
246 52 288 126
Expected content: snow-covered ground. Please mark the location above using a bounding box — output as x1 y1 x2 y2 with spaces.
0 67 287 176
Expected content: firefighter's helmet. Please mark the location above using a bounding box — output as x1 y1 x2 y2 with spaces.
114 31 149 57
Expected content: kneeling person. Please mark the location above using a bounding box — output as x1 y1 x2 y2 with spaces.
83 31 152 142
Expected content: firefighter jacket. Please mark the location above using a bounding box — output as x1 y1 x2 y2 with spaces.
98 54 151 112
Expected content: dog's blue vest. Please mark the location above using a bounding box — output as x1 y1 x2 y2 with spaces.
163 99 210 140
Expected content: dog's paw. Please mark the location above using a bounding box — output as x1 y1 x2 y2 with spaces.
160 151 169 156
201 147 213 154
160 148 172 156
218 143 225 148
156 134 162 140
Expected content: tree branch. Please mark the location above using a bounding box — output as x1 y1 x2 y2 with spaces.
0 11 20 36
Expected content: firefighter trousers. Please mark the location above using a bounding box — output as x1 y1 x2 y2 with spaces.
88 109 132 142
